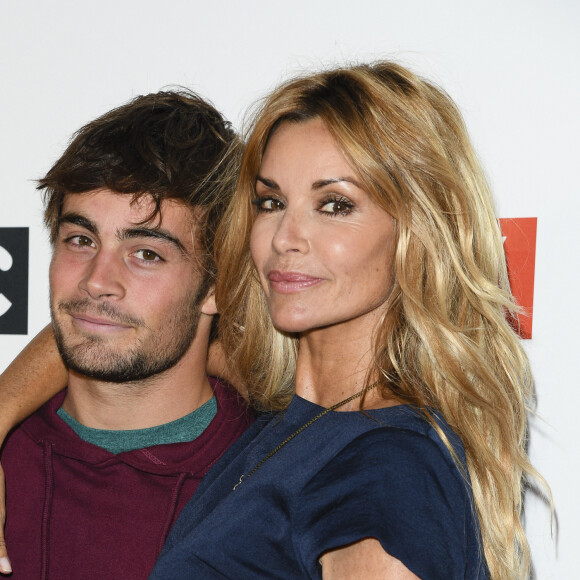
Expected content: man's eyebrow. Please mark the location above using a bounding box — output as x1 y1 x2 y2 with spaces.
118 227 188 255
58 214 189 255
58 213 98 236
312 177 362 190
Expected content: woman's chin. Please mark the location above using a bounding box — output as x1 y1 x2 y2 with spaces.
271 315 314 336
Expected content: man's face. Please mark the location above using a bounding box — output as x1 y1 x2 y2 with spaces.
49 188 214 383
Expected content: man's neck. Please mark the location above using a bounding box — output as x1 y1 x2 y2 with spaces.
61 340 213 430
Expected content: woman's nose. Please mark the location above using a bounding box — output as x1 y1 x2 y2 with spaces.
271 210 310 254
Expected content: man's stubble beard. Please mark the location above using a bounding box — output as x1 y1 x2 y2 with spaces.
51 284 207 383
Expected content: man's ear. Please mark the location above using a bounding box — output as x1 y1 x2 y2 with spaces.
201 288 218 316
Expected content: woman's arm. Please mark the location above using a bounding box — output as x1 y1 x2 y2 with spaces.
320 539 420 580
0 324 67 574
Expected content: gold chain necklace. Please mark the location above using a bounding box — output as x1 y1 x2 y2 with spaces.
233 382 379 490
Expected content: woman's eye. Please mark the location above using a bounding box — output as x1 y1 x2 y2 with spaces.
252 198 285 212
319 198 354 216
134 249 162 262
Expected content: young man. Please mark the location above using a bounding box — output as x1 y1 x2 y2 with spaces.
0 91 253 578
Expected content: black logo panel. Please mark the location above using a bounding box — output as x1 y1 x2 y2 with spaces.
0 228 29 335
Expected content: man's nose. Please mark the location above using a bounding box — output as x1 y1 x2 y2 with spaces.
78 249 126 300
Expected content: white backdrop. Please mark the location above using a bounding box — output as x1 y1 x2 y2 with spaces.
1 1 578 577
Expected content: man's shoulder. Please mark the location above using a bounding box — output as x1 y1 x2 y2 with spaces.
1 390 68 464
11 389 67 434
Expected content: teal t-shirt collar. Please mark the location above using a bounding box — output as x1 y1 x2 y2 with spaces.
57 396 217 455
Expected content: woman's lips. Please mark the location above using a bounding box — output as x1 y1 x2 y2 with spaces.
267 271 323 293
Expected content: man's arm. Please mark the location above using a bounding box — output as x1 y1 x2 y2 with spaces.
207 340 246 398
0 324 67 574
0 325 65 439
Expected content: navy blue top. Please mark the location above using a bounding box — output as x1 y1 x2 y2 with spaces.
150 395 489 579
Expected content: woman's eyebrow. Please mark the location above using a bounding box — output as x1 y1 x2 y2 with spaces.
255 175 279 191
257 175 362 191
312 177 362 190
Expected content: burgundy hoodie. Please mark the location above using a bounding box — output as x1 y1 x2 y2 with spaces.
1 377 254 579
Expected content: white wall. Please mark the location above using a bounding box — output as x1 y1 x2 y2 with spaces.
1 1 577 577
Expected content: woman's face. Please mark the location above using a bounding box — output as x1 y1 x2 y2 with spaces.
250 118 396 336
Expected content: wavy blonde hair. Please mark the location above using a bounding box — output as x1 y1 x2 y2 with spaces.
215 61 541 579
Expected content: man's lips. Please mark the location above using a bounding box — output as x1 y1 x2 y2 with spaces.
267 271 323 293
70 313 133 332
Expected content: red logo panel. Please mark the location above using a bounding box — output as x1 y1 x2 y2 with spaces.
499 218 537 339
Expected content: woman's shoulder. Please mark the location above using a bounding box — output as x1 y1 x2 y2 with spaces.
295 403 474 528
294 405 485 579
333 404 468 475
284 396 468 483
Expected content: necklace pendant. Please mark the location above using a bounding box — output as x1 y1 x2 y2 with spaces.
233 474 245 491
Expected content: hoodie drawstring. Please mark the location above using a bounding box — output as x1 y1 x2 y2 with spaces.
41 441 54 580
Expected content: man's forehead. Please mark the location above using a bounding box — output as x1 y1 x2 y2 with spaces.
62 189 198 224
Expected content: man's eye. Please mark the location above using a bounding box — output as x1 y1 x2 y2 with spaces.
134 249 161 262
66 235 94 247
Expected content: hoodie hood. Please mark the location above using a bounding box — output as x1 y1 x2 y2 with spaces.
19 377 252 476
3 377 253 580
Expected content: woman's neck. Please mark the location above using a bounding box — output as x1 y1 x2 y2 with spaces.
294 322 379 410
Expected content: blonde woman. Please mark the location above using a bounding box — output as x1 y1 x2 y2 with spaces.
0 62 539 579
148 62 539 579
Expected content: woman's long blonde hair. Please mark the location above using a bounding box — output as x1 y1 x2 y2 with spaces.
215 61 541 579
